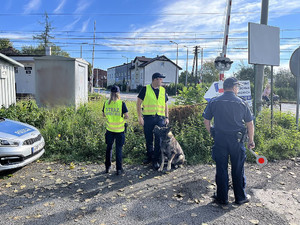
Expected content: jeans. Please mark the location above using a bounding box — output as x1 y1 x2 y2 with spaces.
105 130 125 171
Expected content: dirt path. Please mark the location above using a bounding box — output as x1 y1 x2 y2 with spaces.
0 159 300 225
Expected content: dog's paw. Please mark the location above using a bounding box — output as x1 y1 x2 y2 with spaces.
158 167 163 172
167 166 171 171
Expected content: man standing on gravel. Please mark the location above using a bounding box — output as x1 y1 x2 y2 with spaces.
202 77 255 205
137 72 169 170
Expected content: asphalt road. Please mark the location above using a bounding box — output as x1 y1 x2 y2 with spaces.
95 89 298 116
1 159 300 225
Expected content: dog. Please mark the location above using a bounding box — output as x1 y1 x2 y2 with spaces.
153 125 185 171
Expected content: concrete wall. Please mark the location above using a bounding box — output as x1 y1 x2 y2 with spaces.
144 60 178 85
14 61 35 95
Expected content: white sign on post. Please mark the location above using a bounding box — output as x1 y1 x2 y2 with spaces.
204 80 252 108
248 22 280 66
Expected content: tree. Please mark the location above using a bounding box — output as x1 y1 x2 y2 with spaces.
234 62 269 84
275 69 296 90
21 43 69 57
0 38 13 49
33 12 54 48
0 38 20 55
178 71 198 85
201 61 219 84
23 12 69 57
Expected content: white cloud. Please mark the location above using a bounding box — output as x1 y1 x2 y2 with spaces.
81 18 90 32
103 0 300 72
64 17 81 30
75 0 92 13
54 0 67 13
23 0 41 14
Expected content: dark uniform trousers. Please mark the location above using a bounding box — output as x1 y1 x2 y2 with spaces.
105 130 125 171
212 130 247 203
143 115 165 163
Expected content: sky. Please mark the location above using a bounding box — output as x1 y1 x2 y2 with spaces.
1 0 300 75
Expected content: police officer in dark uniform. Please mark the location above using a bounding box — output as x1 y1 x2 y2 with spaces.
203 77 255 205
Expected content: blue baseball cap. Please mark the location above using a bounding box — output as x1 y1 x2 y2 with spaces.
152 72 166 80
223 77 241 89
111 85 120 93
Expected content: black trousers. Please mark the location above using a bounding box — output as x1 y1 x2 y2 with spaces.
143 115 165 163
105 130 125 171
212 131 247 203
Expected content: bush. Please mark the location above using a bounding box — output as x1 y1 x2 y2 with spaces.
165 83 185 96
1 89 299 166
252 109 300 162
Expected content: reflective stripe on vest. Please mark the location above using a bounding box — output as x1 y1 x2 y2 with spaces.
143 85 166 116
104 100 125 132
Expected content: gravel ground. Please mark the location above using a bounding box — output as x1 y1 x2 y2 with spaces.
0 158 300 225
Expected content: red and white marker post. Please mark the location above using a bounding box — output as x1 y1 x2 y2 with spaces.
248 148 268 166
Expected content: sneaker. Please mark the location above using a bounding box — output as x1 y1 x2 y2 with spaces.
152 162 160 170
212 193 229 205
235 194 251 205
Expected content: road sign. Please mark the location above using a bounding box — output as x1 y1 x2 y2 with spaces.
290 47 300 77
204 80 252 108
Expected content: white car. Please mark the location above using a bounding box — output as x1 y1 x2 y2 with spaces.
0 117 45 172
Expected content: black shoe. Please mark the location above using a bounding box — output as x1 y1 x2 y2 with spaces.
235 194 251 205
116 169 124 175
152 162 160 170
143 158 152 164
105 167 110 173
212 193 229 205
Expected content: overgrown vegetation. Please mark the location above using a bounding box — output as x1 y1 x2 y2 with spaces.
1 85 299 165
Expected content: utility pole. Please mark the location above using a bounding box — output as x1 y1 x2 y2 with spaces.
170 41 179 95
122 55 129 92
184 45 189 86
90 21 96 93
254 0 269 115
200 47 203 83
191 46 200 84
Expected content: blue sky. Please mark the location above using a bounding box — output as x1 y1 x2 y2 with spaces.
1 0 300 75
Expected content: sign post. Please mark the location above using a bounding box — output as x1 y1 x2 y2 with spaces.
290 47 300 129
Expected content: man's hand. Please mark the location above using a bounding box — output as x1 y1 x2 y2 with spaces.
165 118 169 125
248 141 255 149
138 116 144 126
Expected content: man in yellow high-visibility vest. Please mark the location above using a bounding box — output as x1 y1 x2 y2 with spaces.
137 72 169 170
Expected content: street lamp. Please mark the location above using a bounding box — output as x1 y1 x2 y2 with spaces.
122 55 129 92
170 40 178 95
184 45 189 86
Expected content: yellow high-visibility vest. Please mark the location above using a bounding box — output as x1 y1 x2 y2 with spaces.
142 85 165 116
104 100 125 132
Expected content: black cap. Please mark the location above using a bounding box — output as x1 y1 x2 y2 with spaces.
223 77 241 89
152 72 166 80
111 85 120 93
